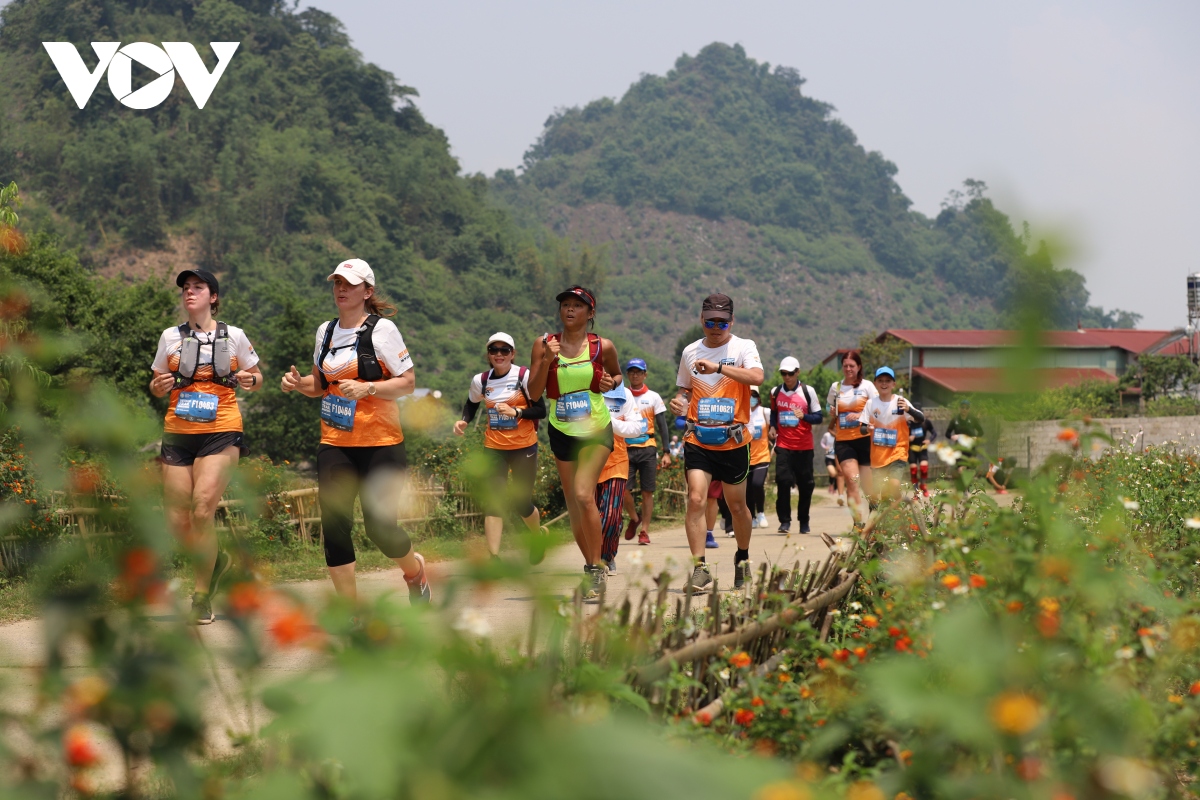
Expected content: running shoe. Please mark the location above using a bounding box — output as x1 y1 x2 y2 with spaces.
734 559 752 591
756 512 767 528
727 528 736 538
800 524 811 534
996 488 1008 495
922 488 931 498
837 496 845 506
624 517 639 541
637 530 651 546
582 565 606 602
705 530 719 549
749 515 758 529
687 563 713 594
404 552 431 605
209 549 232 598
190 592 214 625
529 528 550 565
777 522 790 533
604 558 617 575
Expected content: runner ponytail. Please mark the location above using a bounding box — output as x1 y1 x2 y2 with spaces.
365 291 397 318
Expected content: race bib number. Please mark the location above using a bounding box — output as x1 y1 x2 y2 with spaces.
321 395 357 432
873 427 898 447
752 425 763 440
697 397 735 425
910 426 924 440
778 410 799 428
556 391 591 422
488 407 519 430
175 391 218 423
838 412 858 429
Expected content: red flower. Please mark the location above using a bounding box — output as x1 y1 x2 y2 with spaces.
116 548 165 604
734 708 756 726
969 574 987 589
729 651 752 669
694 711 712 726
228 582 263 616
750 696 764 707
894 636 912 652
815 657 828 670
1035 610 1060 637
1015 756 1042 781
833 648 851 663
888 626 904 637
64 725 99 768
1006 600 1024 613
1189 681 1200 696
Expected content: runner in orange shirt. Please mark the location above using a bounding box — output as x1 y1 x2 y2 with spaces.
280 259 430 605
857 366 926 504
149 269 263 624
825 350 878 523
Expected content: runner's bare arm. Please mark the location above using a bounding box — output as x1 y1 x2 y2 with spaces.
280 364 323 398
339 369 414 401
526 335 554 399
600 337 621 390
715 363 763 385
149 369 175 398
235 365 264 391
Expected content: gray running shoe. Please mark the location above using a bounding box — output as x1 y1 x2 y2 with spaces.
604 558 617 575
687 563 713 594
405 552 431 605
209 549 232 598
190 592 214 625
734 559 752 591
777 522 790 533
582 565 606 602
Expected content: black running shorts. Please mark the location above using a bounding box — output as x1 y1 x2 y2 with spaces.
833 436 871 466
627 446 658 492
548 423 614 462
160 432 247 466
683 442 750 486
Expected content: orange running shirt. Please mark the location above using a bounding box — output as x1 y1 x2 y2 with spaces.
313 318 413 448
860 395 919 468
676 335 762 452
628 387 667 450
468 366 538 451
152 324 258 434
826 379 879 442
748 404 771 466
599 386 648 484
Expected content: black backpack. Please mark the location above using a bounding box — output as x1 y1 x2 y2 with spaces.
477 365 537 431
317 315 384 389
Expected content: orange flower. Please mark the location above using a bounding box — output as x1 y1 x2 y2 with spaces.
969 574 987 589
1006 600 1025 613
853 646 868 660
228 582 263 616
1035 610 1060 637
894 636 912 652
815 657 828 670
116 548 165 604
862 614 879 628
989 691 1045 735
931 559 948 572
888 626 904 637
1015 756 1042 781
63 725 99 768
64 676 108 717
694 711 712 726
778 673 792 683
1057 428 1078 444
833 648 851 663
1189 681 1200 696
751 696 765 707
799 685 813 699
268 606 316 647
729 651 752 669
941 574 962 590
734 708 756 726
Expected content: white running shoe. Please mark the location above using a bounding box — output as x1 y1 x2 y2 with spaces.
756 512 767 528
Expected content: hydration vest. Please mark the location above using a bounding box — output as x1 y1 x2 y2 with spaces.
317 315 385 390
544 332 604 399
172 322 238 389
477 365 538 431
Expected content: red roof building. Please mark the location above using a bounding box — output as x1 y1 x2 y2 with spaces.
821 328 1189 407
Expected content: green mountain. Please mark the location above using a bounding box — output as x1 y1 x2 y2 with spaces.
492 42 1136 367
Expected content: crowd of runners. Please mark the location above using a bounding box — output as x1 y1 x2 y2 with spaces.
150 260 1010 617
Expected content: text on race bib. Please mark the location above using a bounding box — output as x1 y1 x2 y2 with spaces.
910 426 924 439
873 427 898 447
487 407 519 430
752 426 763 440
175 391 218 423
555 391 591 422
697 397 735 425
321 395 357 432
838 412 858 429
778 410 799 428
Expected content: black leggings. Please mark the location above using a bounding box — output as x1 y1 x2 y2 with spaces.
317 443 413 568
482 444 539 518
747 463 769 516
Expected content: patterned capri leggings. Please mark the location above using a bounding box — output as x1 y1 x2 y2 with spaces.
596 477 627 562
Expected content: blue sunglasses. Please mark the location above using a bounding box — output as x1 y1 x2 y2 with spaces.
703 319 730 330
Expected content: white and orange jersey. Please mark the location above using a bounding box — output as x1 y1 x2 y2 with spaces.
628 387 667 450
676 335 762 452
152 324 258 434
599 386 648 484
313 318 413 447
748 404 771 466
826 379 878 442
860 395 918 468
468 366 538 451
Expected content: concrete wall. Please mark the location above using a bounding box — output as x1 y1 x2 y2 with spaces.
996 415 1200 470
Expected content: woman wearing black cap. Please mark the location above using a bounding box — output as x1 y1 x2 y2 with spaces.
527 286 622 600
149 269 263 625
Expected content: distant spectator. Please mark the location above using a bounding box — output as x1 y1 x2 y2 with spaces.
986 457 1014 494
945 399 984 446
668 435 684 459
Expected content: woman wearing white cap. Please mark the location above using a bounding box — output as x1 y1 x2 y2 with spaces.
454 332 548 561
281 259 431 604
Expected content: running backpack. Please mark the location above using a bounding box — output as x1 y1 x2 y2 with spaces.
317 315 385 390
770 383 818 419
544 332 604 399
172 321 238 389
477 366 538 431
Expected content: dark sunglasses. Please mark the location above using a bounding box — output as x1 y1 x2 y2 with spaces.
487 346 513 355
703 319 730 330
780 370 798 377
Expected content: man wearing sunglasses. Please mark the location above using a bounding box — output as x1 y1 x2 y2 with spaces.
768 356 823 534
670 294 764 594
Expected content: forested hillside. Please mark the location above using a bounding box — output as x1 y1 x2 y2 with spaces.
493 43 1136 366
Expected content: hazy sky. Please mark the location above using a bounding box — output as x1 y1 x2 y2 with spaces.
295 0 1198 329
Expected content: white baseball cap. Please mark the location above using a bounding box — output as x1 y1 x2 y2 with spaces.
779 356 801 372
486 332 516 349
327 258 375 286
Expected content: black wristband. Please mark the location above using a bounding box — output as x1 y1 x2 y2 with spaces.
716 363 723 375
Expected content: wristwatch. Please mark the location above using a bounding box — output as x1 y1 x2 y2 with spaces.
367 382 377 396
716 363 724 375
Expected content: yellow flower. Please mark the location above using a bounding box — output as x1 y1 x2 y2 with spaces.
989 691 1045 735
846 782 885 800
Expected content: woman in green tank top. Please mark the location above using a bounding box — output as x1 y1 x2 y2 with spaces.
528 286 623 601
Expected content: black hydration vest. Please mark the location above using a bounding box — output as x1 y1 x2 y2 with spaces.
317 315 385 389
172 322 238 389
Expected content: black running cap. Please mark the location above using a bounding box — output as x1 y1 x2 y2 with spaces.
702 293 733 320
556 286 596 309
176 269 219 295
